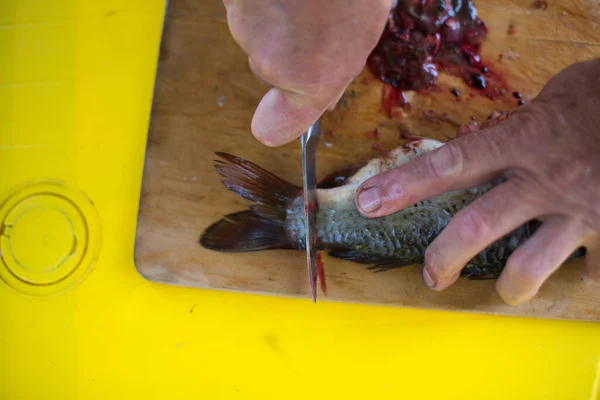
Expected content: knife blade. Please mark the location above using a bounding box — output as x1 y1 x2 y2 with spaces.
300 117 322 303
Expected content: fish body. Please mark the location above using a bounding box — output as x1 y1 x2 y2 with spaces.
201 139 581 279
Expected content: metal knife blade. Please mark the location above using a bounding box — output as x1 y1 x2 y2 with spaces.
300 117 322 303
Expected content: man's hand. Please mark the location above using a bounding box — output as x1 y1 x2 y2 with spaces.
355 58 600 305
223 0 391 146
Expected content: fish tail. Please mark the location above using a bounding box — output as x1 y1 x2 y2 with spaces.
200 211 295 252
199 153 300 252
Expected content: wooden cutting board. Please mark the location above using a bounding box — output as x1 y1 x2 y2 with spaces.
135 0 600 320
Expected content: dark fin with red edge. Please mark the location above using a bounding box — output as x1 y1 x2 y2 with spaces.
200 211 295 252
317 163 366 189
214 152 300 220
328 250 418 272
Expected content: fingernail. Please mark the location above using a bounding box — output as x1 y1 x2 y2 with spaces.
423 267 435 288
357 187 381 213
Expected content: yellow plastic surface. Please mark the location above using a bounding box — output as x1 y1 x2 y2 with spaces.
1 1 600 399
0 181 100 296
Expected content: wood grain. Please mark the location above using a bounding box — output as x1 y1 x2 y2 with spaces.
135 0 600 320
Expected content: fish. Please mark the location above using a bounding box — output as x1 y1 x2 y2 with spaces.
200 138 584 279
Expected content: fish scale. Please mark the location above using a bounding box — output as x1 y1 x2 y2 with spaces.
284 180 542 275
288 189 466 257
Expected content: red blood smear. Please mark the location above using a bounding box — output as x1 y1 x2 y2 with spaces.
507 24 516 36
362 127 381 140
304 197 320 249
368 0 509 100
305 200 324 295
397 124 416 140
382 85 411 117
363 128 382 151
304 200 318 214
422 110 460 127
316 253 327 295
457 120 478 136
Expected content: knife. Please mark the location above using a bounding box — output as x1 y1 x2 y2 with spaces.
300 117 322 303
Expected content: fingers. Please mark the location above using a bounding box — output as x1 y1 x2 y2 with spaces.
355 125 513 217
248 57 327 146
585 244 600 280
248 57 350 146
496 217 584 306
327 86 348 111
251 87 334 147
248 58 270 85
225 0 392 147
422 180 542 291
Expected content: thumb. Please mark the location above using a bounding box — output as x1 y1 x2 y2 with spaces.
251 85 346 147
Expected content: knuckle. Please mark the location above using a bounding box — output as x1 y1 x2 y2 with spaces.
506 171 551 211
496 282 525 306
543 158 587 187
505 254 542 287
583 243 600 281
512 105 550 137
428 143 465 182
585 259 600 281
586 267 600 281
381 173 415 205
455 204 491 242
496 264 538 306
251 55 281 84
517 266 543 288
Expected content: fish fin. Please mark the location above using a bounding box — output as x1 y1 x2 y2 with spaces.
367 261 416 273
328 250 379 264
463 270 500 280
202 154 299 252
317 163 366 189
461 263 502 280
249 205 283 223
214 152 300 220
200 211 295 252
567 247 586 261
461 246 587 280
328 250 416 272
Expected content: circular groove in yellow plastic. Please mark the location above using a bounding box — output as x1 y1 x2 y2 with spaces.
0 181 101 296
